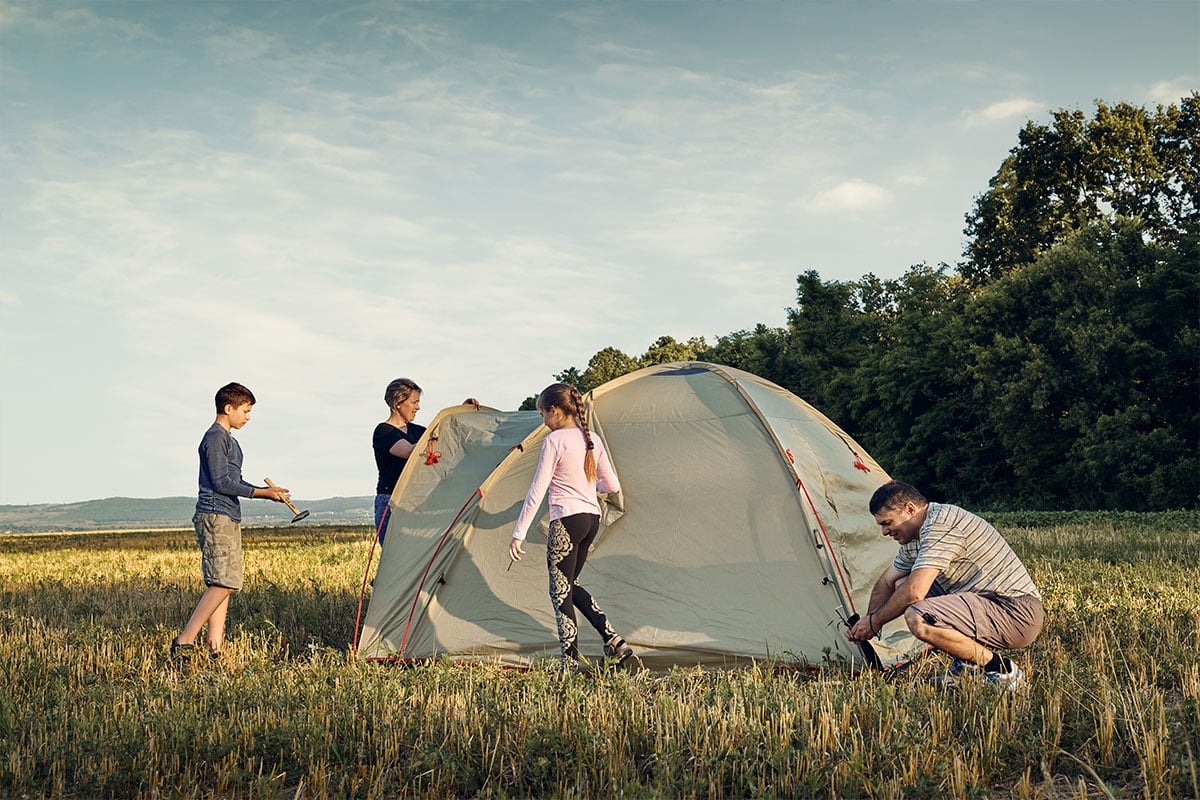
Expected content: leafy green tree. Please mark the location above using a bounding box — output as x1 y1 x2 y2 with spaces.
700 324 788 383
553 366 585 388
961 219 1197 509
640 335 707 366
772 270 886 420
963 94 1200 284
579 347 639 393
835 265 1002 504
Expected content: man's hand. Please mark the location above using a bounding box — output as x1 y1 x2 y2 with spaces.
846 614 877 643
509 537 524 562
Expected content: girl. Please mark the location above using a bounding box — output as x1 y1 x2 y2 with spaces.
509 383 634 672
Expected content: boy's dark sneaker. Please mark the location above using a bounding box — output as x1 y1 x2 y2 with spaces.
169 638 195 662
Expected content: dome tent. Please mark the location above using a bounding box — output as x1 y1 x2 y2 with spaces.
355 362 922 670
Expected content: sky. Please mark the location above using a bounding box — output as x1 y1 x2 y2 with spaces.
1 1 1196 506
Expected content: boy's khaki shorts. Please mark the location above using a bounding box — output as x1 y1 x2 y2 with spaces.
193 512 244 591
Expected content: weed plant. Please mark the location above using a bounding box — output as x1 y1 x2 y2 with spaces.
0 516 1197 799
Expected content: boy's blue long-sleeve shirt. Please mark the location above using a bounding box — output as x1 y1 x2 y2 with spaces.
195 422 257 522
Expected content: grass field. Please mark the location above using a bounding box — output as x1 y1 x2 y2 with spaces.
1 514 1197 799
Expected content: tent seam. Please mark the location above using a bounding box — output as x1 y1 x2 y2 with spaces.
700 363 858 617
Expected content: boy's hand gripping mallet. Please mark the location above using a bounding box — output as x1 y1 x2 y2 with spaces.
264 477 309 523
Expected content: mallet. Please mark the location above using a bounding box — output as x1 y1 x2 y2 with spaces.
264 477 309 523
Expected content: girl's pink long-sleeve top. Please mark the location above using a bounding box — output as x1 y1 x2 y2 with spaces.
511 427 620 541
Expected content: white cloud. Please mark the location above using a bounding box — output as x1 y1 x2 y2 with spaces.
3 1 1194 503
0 2 154 40
962 98 1044 127
803 179 893 213
204 26 276 64
1149 78 1198 104
622 190 762 257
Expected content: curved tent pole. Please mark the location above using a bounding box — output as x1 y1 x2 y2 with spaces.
350 508 389 653
394 488 483 658
360 416 547 661
351 408 460 655
394 425 547 657
685 362 860 617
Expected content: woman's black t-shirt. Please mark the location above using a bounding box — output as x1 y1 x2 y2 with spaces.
373 421 426 494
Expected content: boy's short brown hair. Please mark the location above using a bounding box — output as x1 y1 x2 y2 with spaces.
215 382 256 414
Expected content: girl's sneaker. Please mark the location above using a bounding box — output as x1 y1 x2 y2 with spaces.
562 656 593 676
604 636 634 662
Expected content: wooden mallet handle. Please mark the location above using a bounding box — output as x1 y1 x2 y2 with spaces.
263 477 302 516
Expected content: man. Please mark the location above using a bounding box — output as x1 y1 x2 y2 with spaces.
846 481 1043 689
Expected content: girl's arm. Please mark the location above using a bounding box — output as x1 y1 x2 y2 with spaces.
511 438 558 541
595 442 620 495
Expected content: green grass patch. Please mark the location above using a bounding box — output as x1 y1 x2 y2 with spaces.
0 519 1197 798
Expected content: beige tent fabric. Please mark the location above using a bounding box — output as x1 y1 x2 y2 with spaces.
356 363 923 669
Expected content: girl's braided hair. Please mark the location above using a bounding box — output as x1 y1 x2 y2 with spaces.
538 383 597 481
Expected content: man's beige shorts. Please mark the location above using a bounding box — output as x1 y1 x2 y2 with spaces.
909 590 1043 650
193 512 244 591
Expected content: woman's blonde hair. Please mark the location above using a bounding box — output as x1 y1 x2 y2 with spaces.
384 378 422 410
538 383 596 481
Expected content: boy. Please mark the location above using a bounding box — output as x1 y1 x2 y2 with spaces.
171 382 290 660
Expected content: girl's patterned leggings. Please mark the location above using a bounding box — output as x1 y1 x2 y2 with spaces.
546 513 617 665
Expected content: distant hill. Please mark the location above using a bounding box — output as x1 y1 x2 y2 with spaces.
0 496 374 533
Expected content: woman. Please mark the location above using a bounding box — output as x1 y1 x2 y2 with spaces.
509 383 634 672
373 378 476 543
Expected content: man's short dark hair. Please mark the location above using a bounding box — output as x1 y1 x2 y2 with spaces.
869 481 927 515
215 382 256 413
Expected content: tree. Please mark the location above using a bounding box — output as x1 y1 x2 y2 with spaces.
579 347 639 393
962 94 1200 284
774 270 886 419
701 324 788 383
961 219 1197 509
838 265 990 503
640 335 707 366
553 367 585 388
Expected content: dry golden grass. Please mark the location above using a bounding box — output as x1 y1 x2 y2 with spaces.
0 516 1197 799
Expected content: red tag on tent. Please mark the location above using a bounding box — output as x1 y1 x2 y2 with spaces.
785 449 795 464
853 454 871 472
424 442 441 465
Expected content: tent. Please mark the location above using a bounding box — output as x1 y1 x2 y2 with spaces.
355 362 922 669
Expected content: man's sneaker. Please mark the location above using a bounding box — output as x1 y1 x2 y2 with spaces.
983 660 1026 691
604 636 634 662
930 657 978 690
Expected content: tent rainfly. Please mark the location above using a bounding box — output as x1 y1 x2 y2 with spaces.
356 362 923 670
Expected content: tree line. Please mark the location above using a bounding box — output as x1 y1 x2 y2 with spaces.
525 96 1198 511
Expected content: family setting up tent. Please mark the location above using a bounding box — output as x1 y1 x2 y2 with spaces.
354 362 924 670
